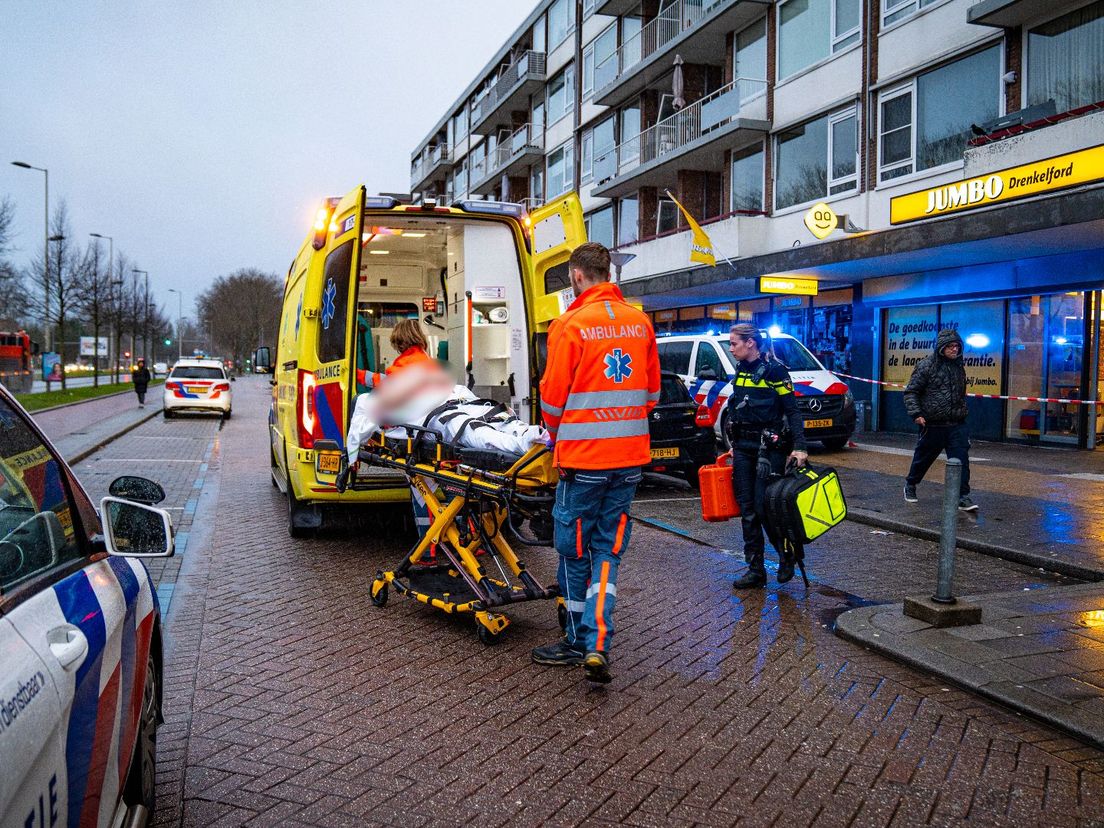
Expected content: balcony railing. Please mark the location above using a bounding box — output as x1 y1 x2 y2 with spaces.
594 0 728 93
470 50 547 128
472 124 544 192
593 77 766 185
411 143 451 188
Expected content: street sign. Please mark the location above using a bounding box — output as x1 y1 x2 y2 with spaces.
760 276 819 296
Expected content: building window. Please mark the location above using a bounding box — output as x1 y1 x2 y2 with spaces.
547 140 575 198
878 45 1001 182
656 197 679 234
585 205 615 248
1028 1 1104 114
533 14 547 53
734 18 767 101
778 0 860 81
731 143 764 211
583 0 596 19
582 43 595 100
618 197 639 246
532 101 545 134
455 104 469 143
883 0 939 27
455 158 469 197
547 63 576 126
530 166 545 205
775 107 857 210
549 0 576 50
581 116 614 184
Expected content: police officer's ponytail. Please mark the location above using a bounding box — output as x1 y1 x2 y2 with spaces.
730 322 766 352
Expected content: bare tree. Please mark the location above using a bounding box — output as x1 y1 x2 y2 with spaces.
25 202 83 389
197 268 283 369
0 197 28 326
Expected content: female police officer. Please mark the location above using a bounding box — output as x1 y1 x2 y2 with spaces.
726 323 808 589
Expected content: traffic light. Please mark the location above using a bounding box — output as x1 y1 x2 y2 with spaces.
124 351 131 358
164 338 172 346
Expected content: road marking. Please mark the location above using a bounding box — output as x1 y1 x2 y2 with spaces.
850 443 990 462
1061 473 1104 482
92 458 204 463
636 496 701 503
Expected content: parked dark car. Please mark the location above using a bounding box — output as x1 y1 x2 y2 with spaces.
646 372 718 488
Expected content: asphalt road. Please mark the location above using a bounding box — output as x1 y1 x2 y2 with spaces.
68 376 1104 826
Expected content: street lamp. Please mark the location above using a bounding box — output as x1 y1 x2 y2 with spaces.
89 233 114 381
110 278 124 382
132 269 149 364
167 288 183 362
609 251 636 287
11 161 50 350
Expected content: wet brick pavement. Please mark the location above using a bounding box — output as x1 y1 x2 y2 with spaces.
136 379 1104 826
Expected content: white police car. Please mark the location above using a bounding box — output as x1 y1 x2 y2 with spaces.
0 384 174 827
163 358 233 419
656 330 856 449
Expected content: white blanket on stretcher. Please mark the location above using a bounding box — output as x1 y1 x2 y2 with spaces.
346 384 549 463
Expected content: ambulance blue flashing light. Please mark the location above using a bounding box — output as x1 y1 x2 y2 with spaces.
366 196 399 209
455 200 526 219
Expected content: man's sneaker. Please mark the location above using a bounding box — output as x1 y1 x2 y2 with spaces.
958 495 979 512
531 640 584 666
584 651 612 684
903 483 918 503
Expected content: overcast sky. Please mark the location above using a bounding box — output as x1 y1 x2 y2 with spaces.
2 0 535 327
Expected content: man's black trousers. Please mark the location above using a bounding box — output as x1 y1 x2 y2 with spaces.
905 422 971 495
731 444 787 574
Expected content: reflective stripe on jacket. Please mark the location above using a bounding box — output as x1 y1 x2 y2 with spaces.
540 282 661 469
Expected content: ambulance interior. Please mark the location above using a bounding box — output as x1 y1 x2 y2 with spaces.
356 215 532 419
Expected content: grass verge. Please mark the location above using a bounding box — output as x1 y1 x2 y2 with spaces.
16 379 165 412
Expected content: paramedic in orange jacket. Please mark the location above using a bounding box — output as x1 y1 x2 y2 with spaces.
531 242 660 684
357 318 434 390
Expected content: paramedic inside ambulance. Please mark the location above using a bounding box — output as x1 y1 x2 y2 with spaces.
725 323 808 591
530 241 660 685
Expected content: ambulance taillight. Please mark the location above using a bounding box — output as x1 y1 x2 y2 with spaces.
297 370 316 448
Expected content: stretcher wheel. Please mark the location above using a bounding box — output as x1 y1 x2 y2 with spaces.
477 622 501 646
557 602 568 632
370 581 388 607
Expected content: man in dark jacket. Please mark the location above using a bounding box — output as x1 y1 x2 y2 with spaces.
132 359 151 408
902 329 977 511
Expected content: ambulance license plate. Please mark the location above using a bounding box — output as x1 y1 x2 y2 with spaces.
805 418 833 429
316 452 340 474
650 447 680 459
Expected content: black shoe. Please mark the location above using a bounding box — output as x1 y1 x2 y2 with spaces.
531 640 584 666
584 651 612 684
777 556 795 584
958 495 979 512
732 571 767 589
903 483 918 503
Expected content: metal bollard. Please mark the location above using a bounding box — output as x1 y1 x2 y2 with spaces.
931 458 963 605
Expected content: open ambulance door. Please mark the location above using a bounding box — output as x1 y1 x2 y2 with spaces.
526 194 586 420
308 185 364 478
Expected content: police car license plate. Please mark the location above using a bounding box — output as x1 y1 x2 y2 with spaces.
316 452 340 474
650 447 679 459
186 385 208 395
805 418 833 429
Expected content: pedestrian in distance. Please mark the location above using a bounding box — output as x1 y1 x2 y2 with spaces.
902 328 977 511
726 323 808 589
132 359 151 408
530 242 661 685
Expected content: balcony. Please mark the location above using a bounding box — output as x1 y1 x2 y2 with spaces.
591 77 768 198
410 144 451 192
967 0 1062 27
593 0 769 109
471 124 545 195
469 51 547 135
596 0 640 14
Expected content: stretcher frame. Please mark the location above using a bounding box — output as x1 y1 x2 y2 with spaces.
345 426 561 644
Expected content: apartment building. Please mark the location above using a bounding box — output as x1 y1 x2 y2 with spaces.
410 0 1104 446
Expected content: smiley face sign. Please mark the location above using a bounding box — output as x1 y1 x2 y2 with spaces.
803 203 838 240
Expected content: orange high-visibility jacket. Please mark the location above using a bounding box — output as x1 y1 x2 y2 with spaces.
540 281 661 469
358 346 434 389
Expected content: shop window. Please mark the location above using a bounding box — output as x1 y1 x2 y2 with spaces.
547 63 576 126
1028 1 1104 114
546 140 574 198
775 107 857 210
878 45 1001 183
731 144 765 211
585 206 615 249
778 0 861 81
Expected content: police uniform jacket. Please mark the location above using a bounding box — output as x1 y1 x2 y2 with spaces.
725 356 807 452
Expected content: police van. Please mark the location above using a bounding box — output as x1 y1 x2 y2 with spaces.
655 331 855 449
270 188 586 537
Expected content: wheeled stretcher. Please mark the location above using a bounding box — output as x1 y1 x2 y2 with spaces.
338 426 562 644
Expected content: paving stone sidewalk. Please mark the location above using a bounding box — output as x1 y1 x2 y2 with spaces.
34 392 162 463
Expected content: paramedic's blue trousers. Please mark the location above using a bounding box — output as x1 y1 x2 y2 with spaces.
552 467 641 654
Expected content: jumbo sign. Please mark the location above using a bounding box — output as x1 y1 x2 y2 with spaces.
890 144 1104 224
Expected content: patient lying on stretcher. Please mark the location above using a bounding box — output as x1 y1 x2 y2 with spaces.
345 359 550 466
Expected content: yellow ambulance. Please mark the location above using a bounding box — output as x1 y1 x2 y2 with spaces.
270 188 585 537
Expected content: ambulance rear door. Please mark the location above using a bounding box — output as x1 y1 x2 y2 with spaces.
525 194 586 416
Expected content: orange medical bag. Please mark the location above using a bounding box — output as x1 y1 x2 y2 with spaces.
699 453 740 522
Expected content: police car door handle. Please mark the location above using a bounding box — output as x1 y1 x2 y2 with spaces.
47 625 88 671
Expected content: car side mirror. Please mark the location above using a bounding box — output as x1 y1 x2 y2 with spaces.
108 475 166 505
698 367 718 381
100 497 175 558
230 376 236 382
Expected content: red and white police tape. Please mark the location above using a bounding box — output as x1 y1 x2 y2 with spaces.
834 372 1104 407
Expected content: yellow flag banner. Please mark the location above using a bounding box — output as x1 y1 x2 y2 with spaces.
665 190 716 267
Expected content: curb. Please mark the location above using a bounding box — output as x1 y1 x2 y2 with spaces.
846 508 1104 582
65 407 162 465
834 602 1104 751
24 380 166 415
